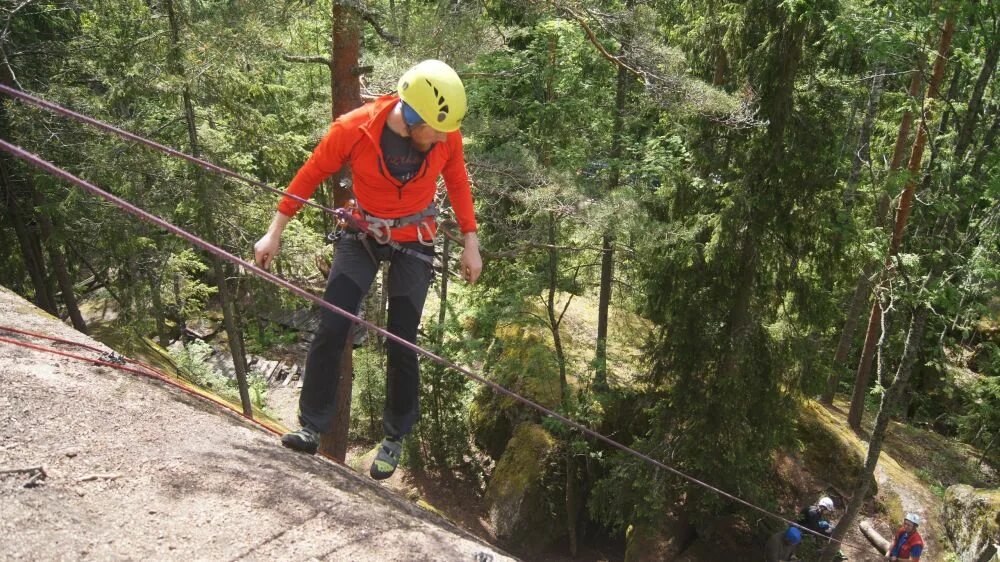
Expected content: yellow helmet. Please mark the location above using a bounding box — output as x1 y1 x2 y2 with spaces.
397 60 467 133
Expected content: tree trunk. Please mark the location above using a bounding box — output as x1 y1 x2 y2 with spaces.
824 262 876 402
547 213 567 402
595 2 634 391
1 161 58 314
953 38 999 166
148 271 170 345
823 67 887 403
565 448 579 557
843 66 886 212
317 2 363 462
438 236 450 333
847 16 955 432
594 233 613 390
426 236 450 465
165 0 252 416
826 60 921 405
717 231 757 384
29 181 88 332
543 211 576 556
820 306 929 562
970 107 999 181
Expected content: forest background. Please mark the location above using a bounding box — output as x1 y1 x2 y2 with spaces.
1 0 997 560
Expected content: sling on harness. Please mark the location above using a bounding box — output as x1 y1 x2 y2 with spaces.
328 200 437 266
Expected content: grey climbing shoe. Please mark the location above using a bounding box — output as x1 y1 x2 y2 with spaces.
369 437 402 480
281 427 320 455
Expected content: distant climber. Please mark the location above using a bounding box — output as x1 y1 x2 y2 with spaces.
254 59 482 480
766 526 802 561
886 513 924 561
799 496 835 537
799 496 847 560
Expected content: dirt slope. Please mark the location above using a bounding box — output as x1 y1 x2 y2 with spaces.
0 287 515 562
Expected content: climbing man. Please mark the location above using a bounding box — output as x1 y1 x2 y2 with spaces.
799 496 836 537
254 59 482 480
765 526 802 561
799 496 847 560
886 513 924 561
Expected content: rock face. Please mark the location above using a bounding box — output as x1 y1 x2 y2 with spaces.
0 287 516 562
797 402 878 496
484 422 563 552
943 484 1000 561
469 324 562 460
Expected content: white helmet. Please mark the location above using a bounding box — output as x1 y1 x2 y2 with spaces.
818 497 835 511
904 513 921 526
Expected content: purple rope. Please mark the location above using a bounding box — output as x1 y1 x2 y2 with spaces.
0 141 870 554
0 83 337 218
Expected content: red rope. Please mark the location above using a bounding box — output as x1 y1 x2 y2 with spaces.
0 330 281 437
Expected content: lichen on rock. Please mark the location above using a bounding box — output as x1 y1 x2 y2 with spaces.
943 484 1000 559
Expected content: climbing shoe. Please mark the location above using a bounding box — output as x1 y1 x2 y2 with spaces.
369 437 402 480
281 427 320 454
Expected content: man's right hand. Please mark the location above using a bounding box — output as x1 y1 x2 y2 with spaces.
254 233 281 270
255 212 293 270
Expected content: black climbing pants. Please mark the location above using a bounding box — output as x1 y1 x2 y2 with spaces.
298 235 434 439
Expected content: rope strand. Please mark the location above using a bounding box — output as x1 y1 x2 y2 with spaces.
0 83 338 218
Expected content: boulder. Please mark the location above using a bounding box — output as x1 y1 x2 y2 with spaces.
943 484 1000 560
484 422 563 551
469 324 561 460
469 399 513 460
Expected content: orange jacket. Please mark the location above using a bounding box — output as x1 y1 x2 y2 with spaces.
278 95 477 242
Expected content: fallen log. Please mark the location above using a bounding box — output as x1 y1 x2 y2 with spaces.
859 519 891 554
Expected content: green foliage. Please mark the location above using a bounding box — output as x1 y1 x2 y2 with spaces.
957 375 1000 467
350 345 387 444
168 340 267 410
162 250 216 318
243 323 299 355
409 312 477 471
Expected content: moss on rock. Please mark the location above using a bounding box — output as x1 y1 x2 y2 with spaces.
484 422 563 552
469 323 562 460
943 484 1000 558
469 399 512 460
797 402 877 497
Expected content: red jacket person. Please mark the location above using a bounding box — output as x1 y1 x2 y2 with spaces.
254 60 482 480
887 513 925 561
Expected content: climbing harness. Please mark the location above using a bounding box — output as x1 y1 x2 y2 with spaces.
327 199 437 267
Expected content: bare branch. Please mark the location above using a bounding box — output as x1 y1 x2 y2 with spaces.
460 71 520 79
555 3 644 78
335 0 400 46
282 54 332 67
